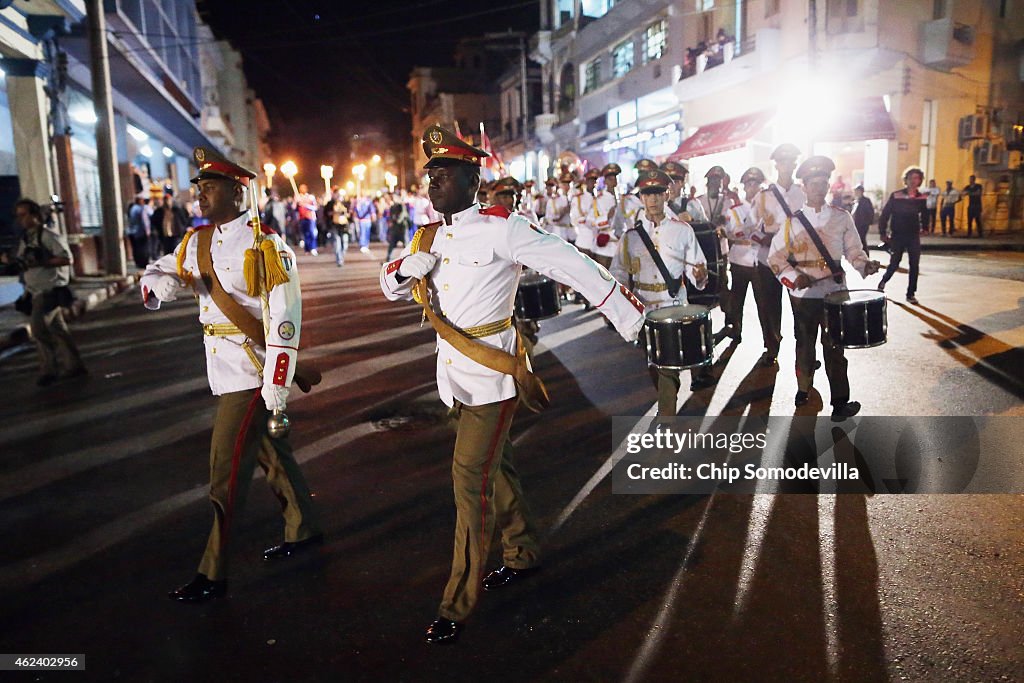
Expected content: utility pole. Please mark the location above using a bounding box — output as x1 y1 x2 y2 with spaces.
483 31 531 178
86 0 126 276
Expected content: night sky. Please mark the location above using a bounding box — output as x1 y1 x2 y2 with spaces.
200 0 540 180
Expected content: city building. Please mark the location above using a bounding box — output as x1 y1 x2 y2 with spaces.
0 0 270 276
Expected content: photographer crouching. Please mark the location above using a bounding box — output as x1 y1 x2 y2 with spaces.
4 199 86 386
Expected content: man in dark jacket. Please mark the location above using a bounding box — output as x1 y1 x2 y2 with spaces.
877 167 928 305
151 194 190 255
850 184 874 254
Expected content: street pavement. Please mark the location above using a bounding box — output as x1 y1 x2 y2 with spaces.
0 243 1021 682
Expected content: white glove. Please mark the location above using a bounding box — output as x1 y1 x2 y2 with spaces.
622 316 645 343
397 252 437 279
152 275 183 302
262 384 289 412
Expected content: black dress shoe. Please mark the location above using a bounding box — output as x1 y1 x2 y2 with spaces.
689 374 718 391
794 391 809 407
169 574 226 603
425 618 462 645
263 533 324 560
831 401 861 421
482 565 540 591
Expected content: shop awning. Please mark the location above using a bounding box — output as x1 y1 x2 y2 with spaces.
818 98 897 142
668 109 775 160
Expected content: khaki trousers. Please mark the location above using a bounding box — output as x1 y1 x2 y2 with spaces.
439 398 540 622
650 364 712 417
198 389 321 580
789 296 850 405
752 263 783 356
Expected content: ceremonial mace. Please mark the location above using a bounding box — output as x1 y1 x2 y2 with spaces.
247 176 291 438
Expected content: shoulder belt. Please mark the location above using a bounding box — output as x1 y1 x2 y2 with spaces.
631 218 682 298
769 184 794 219
195 227 321 392
791 210 844 283
410 221 548 413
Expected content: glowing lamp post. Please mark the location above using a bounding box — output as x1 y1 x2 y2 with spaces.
263 162 276 189
320 164 334 198
352 163 367 196
280 160 299 196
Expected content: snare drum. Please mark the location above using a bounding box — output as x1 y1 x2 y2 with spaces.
515 274 561 321
685 222 726 307
824 289 887 348
642 304 714 369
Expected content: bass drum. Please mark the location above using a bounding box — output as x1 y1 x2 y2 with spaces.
824 289 887 348
642 304 713 369
515 273 561 321
684 222 725 307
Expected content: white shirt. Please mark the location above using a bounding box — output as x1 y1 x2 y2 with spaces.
610 212 707 311
17 226 72 295
751 181 806 265
767 203 871 299
587 190 619 258
141 213 302 396
723 197 760 268
380 203 645 407
570 191 598 251
544 194 573 242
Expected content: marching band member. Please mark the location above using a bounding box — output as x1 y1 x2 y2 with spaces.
662 160 690 218
692 166 736 343
142 147 322 603
723 167 767 348
767 155 880 418
750 143 806 366
610 169 713 416
380 125 644 644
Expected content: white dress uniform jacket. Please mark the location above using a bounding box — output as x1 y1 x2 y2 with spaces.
380 204 645 407
570 191 598 252
545 194 573 242
610 212 707 311
141 212 302 396
588 189 619 259
724 197 760 268
767 203 871 300
751 182 806 265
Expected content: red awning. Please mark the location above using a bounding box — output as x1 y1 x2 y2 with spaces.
668 109 775 160
818 98 897 142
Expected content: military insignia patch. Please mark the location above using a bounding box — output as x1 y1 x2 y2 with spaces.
435 146 448 153
195 148 205 162
429 130 443 144
279 251 293 271
278 321 296 340
647 171 658 178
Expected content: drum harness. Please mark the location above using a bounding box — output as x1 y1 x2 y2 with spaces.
631 218 684 302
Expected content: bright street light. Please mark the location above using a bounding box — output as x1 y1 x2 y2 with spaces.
370 154 381 164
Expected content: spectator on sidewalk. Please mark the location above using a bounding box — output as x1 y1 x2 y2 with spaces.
151 194 189 255
851 184 875 255
939 180 960 235
127 196 150 268
296 184 319 254
261 189 286 236
8 199 86 386
924 179 940 234
963 175 984 237
353 194 376 253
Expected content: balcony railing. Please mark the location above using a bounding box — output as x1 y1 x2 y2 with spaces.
678 34 755 81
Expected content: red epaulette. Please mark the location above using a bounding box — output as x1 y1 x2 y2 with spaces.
480 205 511 219
246 219 277 235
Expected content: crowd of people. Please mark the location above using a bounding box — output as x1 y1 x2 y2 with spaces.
258 184 439 265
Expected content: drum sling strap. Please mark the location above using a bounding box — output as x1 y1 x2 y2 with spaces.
632 219 682 298
195 227 322 393
409 223 549 413
791 210 845 284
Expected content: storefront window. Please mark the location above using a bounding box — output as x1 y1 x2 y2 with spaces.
643 19 667 64
612 39 635 78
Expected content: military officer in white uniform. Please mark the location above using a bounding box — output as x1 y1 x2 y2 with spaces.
570 167 601 260
611 169 713 416
381 125 645 644
723 167 767 350
142 147 322 603
547 172 574 244
749 143 806 366
662 160 689 218
767 155 880 418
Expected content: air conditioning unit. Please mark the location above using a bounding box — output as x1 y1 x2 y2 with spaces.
975 140 992 165
959 114 987 142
